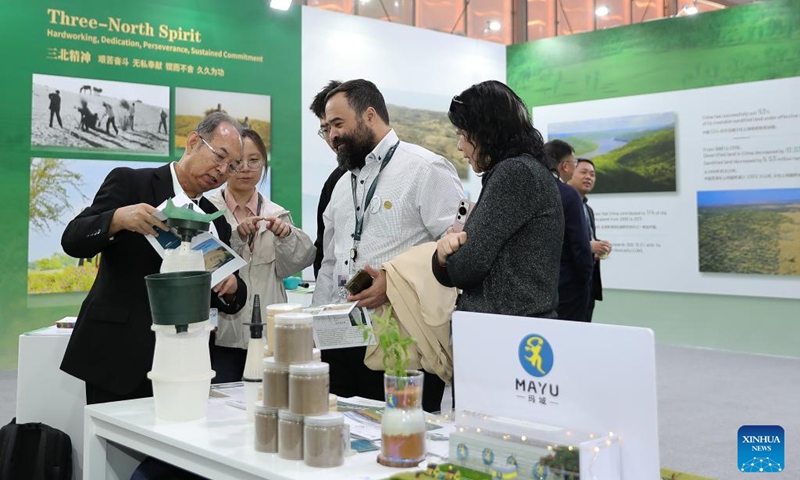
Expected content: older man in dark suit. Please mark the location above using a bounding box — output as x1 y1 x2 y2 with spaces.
60 112 248 405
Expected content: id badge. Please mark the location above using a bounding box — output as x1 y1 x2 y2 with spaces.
209 308 218 328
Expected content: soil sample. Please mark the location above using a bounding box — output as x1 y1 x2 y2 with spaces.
273 312 314 364
378 372 427 467
262 357 289 409
254 403 278 453
303 412 346 468
278 409 304 460
289 362 329 416
381 404 426 465
265 303 302 357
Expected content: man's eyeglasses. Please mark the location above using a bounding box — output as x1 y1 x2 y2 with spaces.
317 126 330 140
198 135 243 175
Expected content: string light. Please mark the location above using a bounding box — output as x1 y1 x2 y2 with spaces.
450 410 622 476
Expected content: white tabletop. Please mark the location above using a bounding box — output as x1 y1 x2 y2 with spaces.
85 397 421 480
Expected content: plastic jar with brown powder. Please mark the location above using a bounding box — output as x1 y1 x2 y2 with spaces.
303 412 346 468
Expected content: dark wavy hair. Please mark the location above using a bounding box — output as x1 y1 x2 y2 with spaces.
309 80 342 119
325 79 390 125
448 80 544 172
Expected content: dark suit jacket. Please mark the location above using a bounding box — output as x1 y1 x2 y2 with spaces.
60 163 246 396
585 199 603 301
313 166 346 278
555 179 594 321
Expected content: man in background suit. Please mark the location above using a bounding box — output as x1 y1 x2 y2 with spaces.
544 140 593 321
309 80 346 278
60 112 248 405
569 158 612 321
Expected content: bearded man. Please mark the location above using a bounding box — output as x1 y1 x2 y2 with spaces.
311 79 463 412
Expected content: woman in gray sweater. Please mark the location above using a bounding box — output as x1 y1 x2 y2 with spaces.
432 80 564 317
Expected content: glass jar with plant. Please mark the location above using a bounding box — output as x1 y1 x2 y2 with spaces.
361 305 426 467
538 445 580 480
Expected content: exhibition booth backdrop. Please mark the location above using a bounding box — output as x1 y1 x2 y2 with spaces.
2 0 301 369
508 0 800 356
1 0 798 370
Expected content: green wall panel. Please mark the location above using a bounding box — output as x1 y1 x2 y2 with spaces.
508 0 800 107
0 0 302 369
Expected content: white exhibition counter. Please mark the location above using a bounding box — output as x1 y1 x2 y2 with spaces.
16 290 314 480
85 397 414 480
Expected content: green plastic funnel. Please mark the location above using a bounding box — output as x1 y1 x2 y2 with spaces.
145 271 211 332
162 198 225 243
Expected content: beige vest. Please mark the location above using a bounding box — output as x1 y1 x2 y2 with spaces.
364 242 457 384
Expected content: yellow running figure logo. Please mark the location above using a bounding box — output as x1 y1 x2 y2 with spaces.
524 336 546 376
518 334 553 377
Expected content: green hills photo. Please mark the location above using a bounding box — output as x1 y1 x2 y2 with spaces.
549 112 677 193
388 104 469 179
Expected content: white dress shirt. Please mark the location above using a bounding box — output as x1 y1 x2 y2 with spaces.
169 161 218 237
312 129 464 306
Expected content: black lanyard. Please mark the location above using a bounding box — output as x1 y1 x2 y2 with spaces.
350 141 400 243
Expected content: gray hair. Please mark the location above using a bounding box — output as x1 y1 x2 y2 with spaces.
196 111 242 139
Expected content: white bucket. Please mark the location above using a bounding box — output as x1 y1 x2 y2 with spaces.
147 370 215 422
151 320 213 377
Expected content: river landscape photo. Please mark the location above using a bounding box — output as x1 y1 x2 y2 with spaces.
548 112 677 193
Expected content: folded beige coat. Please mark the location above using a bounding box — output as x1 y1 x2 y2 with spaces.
364 242 458 385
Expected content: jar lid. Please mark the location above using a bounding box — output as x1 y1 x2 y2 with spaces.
263 357 289 372
278 409 303 421
304 412 344 427
289 362 329 376
275 312 313 326
266 303 303 313
255 402 278 415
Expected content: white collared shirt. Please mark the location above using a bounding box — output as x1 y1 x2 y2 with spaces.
312 129 464 306
168 162 218 237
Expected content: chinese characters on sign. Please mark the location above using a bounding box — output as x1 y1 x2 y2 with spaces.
47 47 226 77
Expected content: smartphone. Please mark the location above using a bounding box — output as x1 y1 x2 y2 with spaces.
345 269 374 295
452 198 475 233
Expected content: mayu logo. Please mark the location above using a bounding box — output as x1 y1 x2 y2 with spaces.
518 334 554 377
738 425 784 473
514 334 559 406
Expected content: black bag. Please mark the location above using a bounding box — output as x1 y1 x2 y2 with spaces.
0 418 72 480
